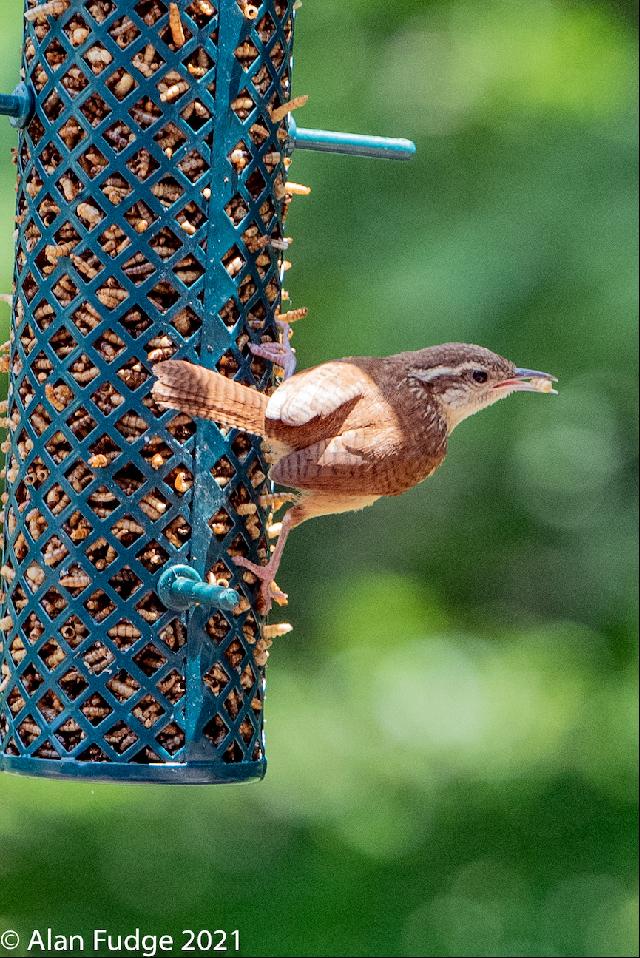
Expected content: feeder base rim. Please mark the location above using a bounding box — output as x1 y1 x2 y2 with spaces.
0 754 266 785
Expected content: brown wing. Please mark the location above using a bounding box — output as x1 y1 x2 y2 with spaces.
270 422 446 497
265 360 369 449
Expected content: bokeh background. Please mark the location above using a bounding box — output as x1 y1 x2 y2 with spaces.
0 1 638 955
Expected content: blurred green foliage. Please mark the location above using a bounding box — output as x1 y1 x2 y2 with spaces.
0 1 637 955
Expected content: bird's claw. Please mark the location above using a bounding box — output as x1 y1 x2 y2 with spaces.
249 321 297 379
249 341 297 379
233 555 286 615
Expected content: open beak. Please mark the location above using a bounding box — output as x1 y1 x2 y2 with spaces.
495 367 558 394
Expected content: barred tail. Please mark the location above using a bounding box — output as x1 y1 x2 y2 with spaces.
152 360 268 437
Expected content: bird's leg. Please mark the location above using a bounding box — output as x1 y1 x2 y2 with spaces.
234 493 378 614
233 507 298 614
249 319 296 378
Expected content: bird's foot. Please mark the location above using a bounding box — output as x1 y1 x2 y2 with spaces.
249 322 296 379
233 555 288 615
249 341 297 379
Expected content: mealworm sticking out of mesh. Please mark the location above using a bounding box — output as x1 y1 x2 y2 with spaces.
25 0 70 22
274 178 310 202
275 306 307 326
270 94 308 124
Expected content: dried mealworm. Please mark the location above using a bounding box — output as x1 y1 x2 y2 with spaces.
263 623 293 640
239 1 259 20
270 95 309 124
160 79 189 104
77 202 102 226
25 0 69 22
169 3 186 47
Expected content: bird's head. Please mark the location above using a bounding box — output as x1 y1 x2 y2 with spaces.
408 343 557 432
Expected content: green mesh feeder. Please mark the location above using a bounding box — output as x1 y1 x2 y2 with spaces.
0 0 414 784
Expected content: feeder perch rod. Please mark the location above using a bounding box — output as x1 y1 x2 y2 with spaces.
158 566 239 613
0 83 34 129
288 117 416 161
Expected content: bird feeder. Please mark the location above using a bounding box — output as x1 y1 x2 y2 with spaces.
0 0 414 784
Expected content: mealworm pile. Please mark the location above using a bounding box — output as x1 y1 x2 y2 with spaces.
0 0 302 777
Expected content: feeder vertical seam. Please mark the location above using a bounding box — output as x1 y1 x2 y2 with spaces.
182 0 230 753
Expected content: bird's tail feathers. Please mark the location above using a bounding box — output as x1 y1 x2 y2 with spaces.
152 360 268 436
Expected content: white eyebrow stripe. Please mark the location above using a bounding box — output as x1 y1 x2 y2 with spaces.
411 366 458 383
410 361 484 384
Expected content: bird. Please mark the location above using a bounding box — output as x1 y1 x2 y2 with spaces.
153 343 557 613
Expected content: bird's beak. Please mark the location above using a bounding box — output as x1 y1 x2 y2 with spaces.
495 368 558 394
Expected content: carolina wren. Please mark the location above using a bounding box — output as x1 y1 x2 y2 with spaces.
153 343 557 612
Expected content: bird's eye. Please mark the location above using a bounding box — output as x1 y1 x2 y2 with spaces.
472 369 488 383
